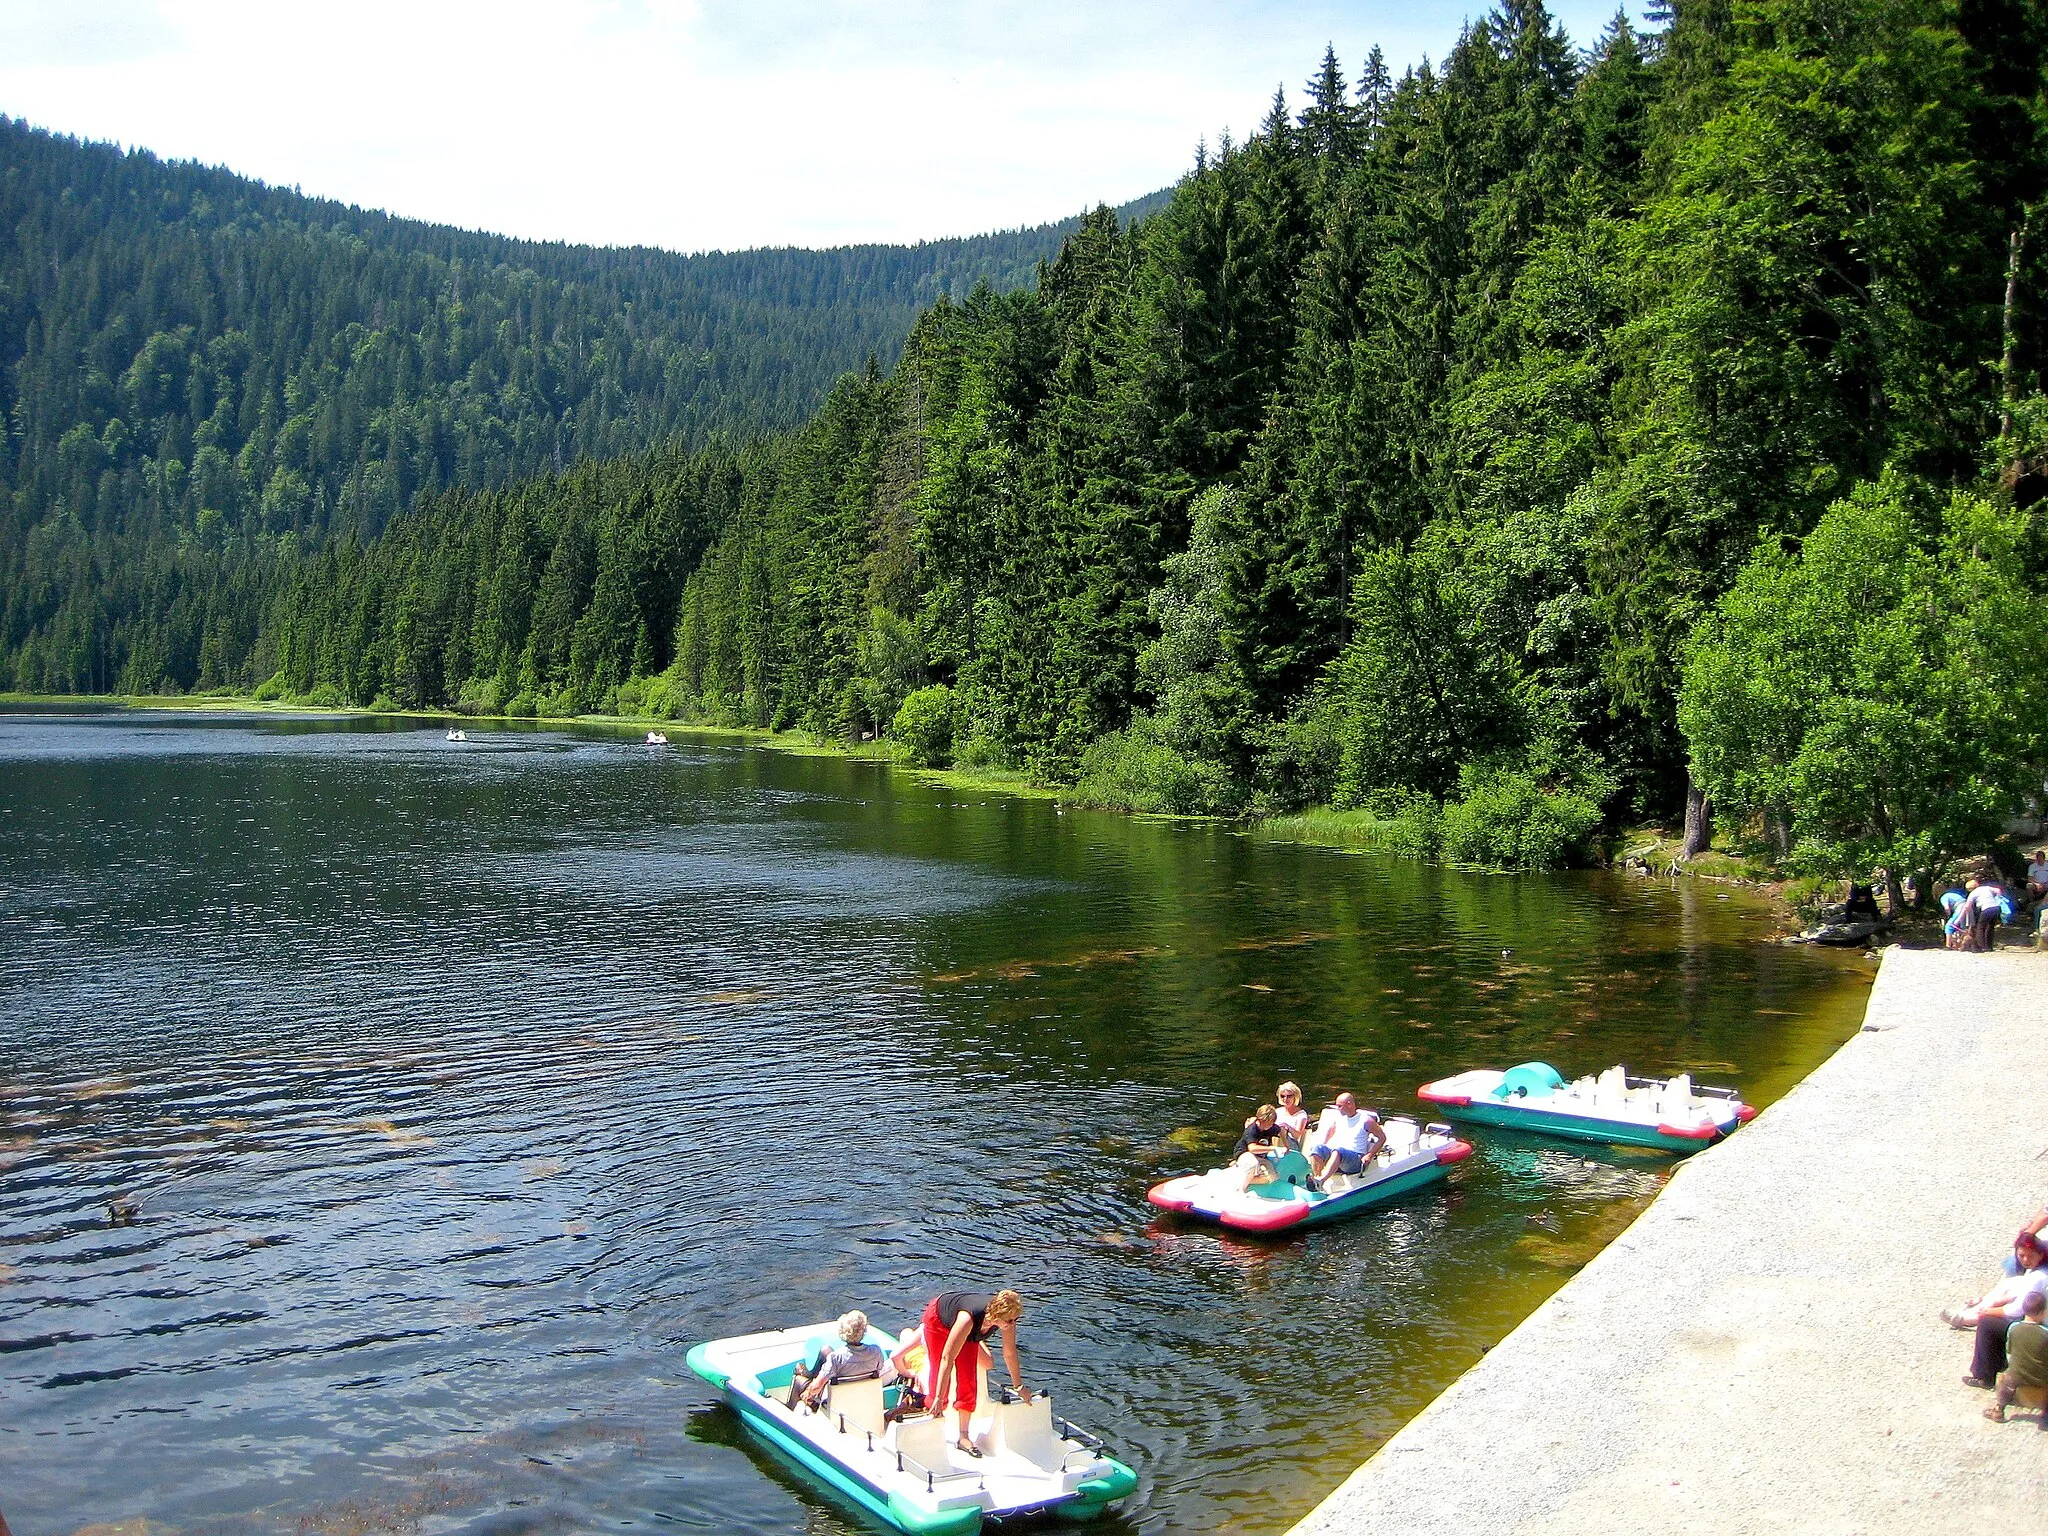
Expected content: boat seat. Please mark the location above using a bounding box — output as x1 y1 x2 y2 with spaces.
1249 1149 1313 1198
826 1376 888 1438
1382 1118 1419 1158
891 1411 957 1471
990 1392 1065 1471
1658 1072 1694 1120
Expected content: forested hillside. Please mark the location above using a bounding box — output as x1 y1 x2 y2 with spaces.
10 0 2048 889
0 117 1163 689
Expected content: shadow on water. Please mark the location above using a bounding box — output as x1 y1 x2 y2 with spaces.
0 711 1873 1534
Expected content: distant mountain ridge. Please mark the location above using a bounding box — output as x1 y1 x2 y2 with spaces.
0 114 1169 548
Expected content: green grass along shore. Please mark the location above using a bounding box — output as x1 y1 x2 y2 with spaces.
2 690 1802 906
0 690 1062 805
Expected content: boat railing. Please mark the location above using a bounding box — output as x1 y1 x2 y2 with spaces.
890 1443 985 1493
1622 1073 1739 1101
989 1385 1109 1469
830 1413 983 1494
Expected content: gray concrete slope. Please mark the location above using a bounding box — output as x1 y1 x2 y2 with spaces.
1293 946 2048 1536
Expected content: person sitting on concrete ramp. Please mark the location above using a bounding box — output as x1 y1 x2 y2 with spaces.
1982 1289 2048 1425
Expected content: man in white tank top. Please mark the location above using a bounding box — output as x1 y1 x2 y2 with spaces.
1307 1092 1385 1184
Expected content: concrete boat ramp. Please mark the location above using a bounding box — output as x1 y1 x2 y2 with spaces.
1294 947 2048 1536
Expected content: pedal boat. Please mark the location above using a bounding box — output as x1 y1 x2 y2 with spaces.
1417 1062 1757 1152
1145 1116 1472 1233
686 1320 1138 1535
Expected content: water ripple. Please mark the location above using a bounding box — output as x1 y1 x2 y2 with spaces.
0 712 1870 1535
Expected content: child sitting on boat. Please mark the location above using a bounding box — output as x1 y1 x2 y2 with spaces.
786 1310 886 1412
1229 1104 1295 1191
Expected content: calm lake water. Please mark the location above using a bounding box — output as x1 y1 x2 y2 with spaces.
0 712 1871 1535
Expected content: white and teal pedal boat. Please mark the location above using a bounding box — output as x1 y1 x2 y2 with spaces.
1146 1116 1472 1232
686 1320 1138 1535
1417 1062 1756 1153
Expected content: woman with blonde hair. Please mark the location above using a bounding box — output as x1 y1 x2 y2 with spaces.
1274 1082 1309 1144
922 1288 1030 1456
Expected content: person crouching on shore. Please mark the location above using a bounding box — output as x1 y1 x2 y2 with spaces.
1983 1289 2048 1425
1956 1234 2048 1388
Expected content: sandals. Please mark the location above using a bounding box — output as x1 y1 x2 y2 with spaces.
954 1438 982 1459
1984 1404 2006 1422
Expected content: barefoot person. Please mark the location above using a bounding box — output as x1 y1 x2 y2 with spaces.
923 1289 1030 1456
1230 1104 1294 1191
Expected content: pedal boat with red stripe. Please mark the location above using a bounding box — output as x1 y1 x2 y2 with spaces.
1417 1062 1756 1153
1145 1116 1472 1233
686 1320 1137 1535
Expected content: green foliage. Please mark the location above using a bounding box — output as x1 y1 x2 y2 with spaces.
0 116 1159 693
7 4 2047 881
1326 538 1530 805
1072 716 1241 816
1679 476 2048 885
1253 800 1439 858
1440 759 1610 869
893 684 957 767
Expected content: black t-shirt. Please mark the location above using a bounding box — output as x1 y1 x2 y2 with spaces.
1233 1122 1290 1159
935 1291 993 1341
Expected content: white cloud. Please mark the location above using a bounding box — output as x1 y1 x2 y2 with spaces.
0 1 1645 251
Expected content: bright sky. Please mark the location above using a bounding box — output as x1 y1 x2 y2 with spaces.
0 1 1643 253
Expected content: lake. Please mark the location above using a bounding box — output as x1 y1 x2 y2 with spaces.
0 711 1871 1534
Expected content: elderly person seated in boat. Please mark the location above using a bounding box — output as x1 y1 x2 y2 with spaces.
1307 1092 1385 1186
1228 1104 1295 1191
1951 1234 2048 1390
787 1309 886 1413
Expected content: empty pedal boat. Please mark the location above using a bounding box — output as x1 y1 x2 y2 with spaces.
1417 1062 1756 1152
